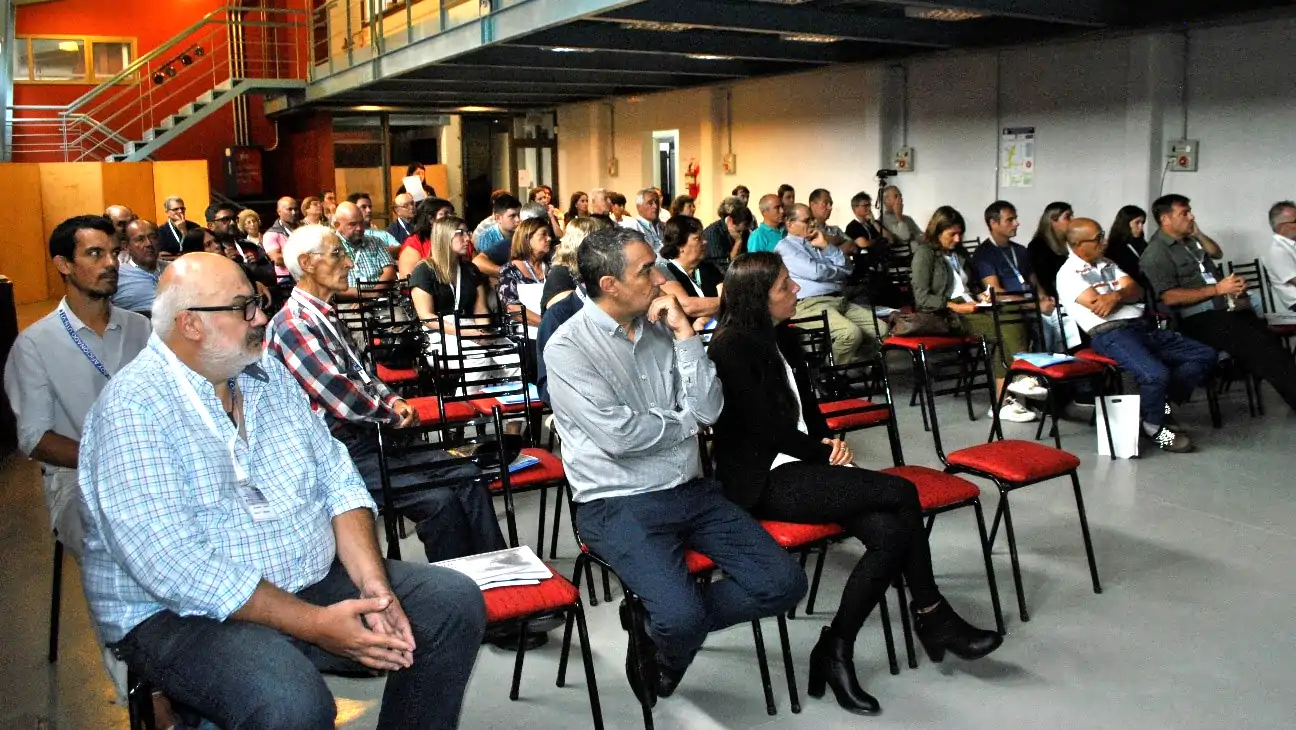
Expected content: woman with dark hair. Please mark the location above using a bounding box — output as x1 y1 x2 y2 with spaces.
708 253 1002 716
180 227 221 255
1105 205 1148 280
397 197 455 277
912 206 1037 423
529 185 565 233
563 191 589 225
396 162 437 197
659 215 723 323
702 196 753 272
669 195 696 220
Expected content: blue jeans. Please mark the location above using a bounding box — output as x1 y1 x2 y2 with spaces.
576 478 808 672
115 559 487 730
1091 323 1217 427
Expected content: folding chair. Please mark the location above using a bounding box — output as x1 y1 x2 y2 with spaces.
917 345 1101 623
49 537 63 663
882 322 991 432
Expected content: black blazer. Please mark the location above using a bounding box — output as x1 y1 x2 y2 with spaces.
157 220 199 255
708 326 831 509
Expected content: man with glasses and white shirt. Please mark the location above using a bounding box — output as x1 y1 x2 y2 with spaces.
1265 200 1296 312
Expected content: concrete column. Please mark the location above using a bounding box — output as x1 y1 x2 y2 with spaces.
1124 32 1187 209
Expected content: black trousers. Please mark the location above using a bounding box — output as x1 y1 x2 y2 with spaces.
1181 310 1296 411
755 462 940 642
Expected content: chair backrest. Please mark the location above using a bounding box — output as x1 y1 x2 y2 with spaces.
1227 258 1269 313
913 342 993 461
959 238 982 258
787 310 834 370
1260 262 1282 314
986 289 1046 364
813 355 905 466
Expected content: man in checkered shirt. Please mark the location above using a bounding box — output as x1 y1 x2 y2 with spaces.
78 253 485 729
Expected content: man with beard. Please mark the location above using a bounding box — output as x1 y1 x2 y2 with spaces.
79 253 485 729
4 215 151 699
114 219 169 315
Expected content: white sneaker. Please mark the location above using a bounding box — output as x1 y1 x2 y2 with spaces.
1007 375 1049 399
995 395 1040 423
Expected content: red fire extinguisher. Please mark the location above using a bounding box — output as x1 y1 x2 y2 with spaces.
685 158 700 199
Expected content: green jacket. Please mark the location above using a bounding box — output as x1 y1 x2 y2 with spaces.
911 243 984 312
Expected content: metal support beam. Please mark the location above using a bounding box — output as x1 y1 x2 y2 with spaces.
389 65 686 87
443 46 778 77
0 0 15 161
366 76 674 91
870 0 1109 27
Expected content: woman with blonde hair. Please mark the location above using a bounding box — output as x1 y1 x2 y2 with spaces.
237 208 262 246
542 216 607 311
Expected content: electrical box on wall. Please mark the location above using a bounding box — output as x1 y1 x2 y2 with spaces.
894 146 915 173
722 153 737 176
1169 139 1199 172
607 158 619 177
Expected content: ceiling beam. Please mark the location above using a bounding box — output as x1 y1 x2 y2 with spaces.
504 22 878 64
391 65 684 87
592 0 958 47
870 0 1110 27
364 78 671 92
446 45 780 77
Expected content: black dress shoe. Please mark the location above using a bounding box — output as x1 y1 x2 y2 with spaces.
806 626 881 715
620 600 658 708
912 599 1003 662
656 663 686 698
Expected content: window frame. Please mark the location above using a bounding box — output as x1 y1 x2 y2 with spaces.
13 34 139 85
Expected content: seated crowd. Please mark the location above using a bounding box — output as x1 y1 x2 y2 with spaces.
6 174 1295 730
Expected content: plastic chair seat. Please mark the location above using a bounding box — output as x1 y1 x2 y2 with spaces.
406 396 478 424
947 440 1082 483
375 363 418 384
482 568 580 623
1073 348 1119 368
1010 358 1106 380
469 397 548 416
884 335 978 351
819 399 889 431
759 520 844 549
490 448 565 490
880 465 980 511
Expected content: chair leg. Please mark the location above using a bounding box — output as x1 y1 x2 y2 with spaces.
625 598 657 728
776 615 800 713
998 490 1030 622
549 486 565 559
750 620 777 716
789 550 810 619
805 545 829 615
536 487 549 558
1070 472 1103 595
1096 386 1116 460
895 579 917 670
1047 389 1063 450
877 592 900 675
573 605 606 730
49 539 63 664
924 514 936 537
972 500 1007 635
601 566 613 603
509 618 529 701
1207 374 1223 428
128 670 156 730
557 606 577 687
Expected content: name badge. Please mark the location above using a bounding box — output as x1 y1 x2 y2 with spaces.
241 483 278 522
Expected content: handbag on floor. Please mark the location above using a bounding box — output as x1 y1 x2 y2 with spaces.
1096 394 1140 459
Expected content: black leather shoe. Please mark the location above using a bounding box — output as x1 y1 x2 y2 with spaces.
656 663 686 698
806 626 881 715
912 599 1003 662
620 600 658 708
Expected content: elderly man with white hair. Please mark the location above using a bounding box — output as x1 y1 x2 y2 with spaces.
621 187 664 252
78 252 486 730
265 224 509 565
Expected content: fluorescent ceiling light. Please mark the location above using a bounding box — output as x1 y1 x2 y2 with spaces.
549 46 593 53
687 54 731 61
353 105 387 111
904 7 986 21
782 33 842 43
457 105 506 112
621 21 691 32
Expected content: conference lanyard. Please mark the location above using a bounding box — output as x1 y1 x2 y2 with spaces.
947 254 973 302
998 245 1027 287
57 309 111 380
520 260 547 283
292 291 373 385
1189 241 1218 285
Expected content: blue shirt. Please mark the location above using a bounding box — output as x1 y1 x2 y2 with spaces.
78 336 375 643
475 226 511 266
972 240 1034 294
747 223 785 254
113 261 167 313
775 234 853 299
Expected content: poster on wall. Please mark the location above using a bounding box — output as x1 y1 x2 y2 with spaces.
1000 126 1035 188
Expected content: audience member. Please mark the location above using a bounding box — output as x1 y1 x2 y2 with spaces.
408 216 492 350
808 189 856 254
397 197 453 277
180 227 222 256
778 184 796 210
1056 218 1215 452
157 196 198 257
701 196 753 272
498 218 554 326
1141 194 1296 411
608 192 628 223
472 193 522 278
332 202 395 294
349 192 402 257
103 205 135 250
621 188 664 252
748 194 786 254
396 162 437 197
322 190 338 218
237 208 263 248
1265 200 1296 312
880 186 921 257
473 189 509 239
564 191 590 225
266 225 509 563
262 196 300 284
1026 201 1074 300
80 252 484 729
708 252 1002 714
589 188 610 217
911 206 1037 423
528 185 565 232
114 220 167 315
776 203 884 364
536 280 585 404
1105 205 1148 280
544 216 605 312
300 196 325 226
659 215 721 324
842 191 896 305
545 227 806 705
732 185 751 207
669 195 696 220
388 193 417 243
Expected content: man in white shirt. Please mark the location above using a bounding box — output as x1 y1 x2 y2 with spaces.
620 188 664 252
1265 200 1296 312
1055 218 1216 453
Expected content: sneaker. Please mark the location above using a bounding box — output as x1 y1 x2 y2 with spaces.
1007 375 1049 400
996 395 1040 423
1147 426 1194 453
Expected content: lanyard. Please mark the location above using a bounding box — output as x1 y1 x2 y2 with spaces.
520 260 546 283
168 221 182 242
160 346 247 483
292 291 373 385
1188 240 1217 285
946 254 973 301
449 265 463 311
998 244 1027 285
57 309 111 379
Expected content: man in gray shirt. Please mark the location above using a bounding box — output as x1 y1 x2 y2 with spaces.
881 185 922 259
545 227 806 706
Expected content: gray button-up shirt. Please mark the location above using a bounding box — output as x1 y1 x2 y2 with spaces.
3 299 151 529
544 301 724 503
1140 229 1226 314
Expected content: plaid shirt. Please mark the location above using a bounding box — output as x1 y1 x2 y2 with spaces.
266 288 402 434
78 336 375 644
342 232 395 289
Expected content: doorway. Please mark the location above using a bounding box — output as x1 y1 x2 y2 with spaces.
652 130 679 205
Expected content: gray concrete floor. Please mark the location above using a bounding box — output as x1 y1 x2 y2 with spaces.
3 374 1294 730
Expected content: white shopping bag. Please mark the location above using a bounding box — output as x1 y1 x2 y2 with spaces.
1096 395 1140 459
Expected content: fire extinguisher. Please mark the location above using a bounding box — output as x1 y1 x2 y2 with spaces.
685 158 700 199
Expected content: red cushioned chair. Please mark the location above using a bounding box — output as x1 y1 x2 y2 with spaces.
880 313 991 432
916 346 1101 623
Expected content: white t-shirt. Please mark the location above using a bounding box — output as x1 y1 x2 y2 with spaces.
769 350 809 471
1055 253 1144 333
1266 234 1296 311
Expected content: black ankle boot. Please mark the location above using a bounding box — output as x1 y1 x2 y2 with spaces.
806 626 881 715
912 599 1003 662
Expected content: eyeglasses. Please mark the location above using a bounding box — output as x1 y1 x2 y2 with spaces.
168 206 186 213
214 216 237 223
1077 230 1107 245
186 295 264 321
312 247 351 261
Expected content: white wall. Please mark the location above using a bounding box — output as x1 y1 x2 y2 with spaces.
556 14 1296 264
